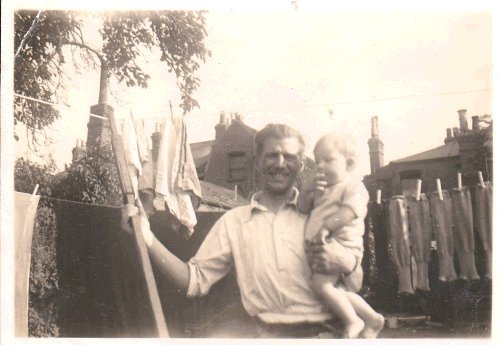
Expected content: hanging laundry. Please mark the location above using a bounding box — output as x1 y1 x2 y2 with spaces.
473 182 493 279
121 112 142 199
15 191 41 337
388 196 414 294
130 116 155 216
369 200 397 291
429 190 457 282
450 187 480 280
406 194 432 291
154 114 201 237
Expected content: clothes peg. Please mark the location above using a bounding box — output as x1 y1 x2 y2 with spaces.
478 171 485 188
436 179 443 201
376 189 381 204
457 172 462 190
416 179 422 201
30 184 39 201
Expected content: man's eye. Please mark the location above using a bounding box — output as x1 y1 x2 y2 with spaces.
283 154 299 162
265 152 280 160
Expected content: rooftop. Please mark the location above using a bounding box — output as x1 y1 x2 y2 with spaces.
392 140 459 164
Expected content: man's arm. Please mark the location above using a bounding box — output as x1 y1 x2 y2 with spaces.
147 237 190 293
121 204 190 293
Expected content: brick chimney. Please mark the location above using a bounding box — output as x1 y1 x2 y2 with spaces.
215 111 230 141
444 128 454 143
72 139 86 162
86 66 113 149
472 116 481 132
458 109 468 132
367 116 384 174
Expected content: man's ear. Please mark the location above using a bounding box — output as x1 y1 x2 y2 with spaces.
299 156 305 173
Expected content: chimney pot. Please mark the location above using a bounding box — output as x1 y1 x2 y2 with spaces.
472 116 480 131
458 109 468 131
371 116 379 137
446 128 452 138
220 111 227 124
453 127 459 137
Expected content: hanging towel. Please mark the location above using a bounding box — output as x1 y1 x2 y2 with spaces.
429 190 457 282
388 196 414 294
473 182 493 278
450 187 480 280
135 116 155 195
121 113 142 199
406 194 432 291
154 115 201 237
15 191 41 337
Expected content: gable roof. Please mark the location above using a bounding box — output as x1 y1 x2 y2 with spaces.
199 180 248 209
392 140 459 164
190 140 214 169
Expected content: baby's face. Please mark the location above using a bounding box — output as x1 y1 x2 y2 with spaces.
313 140 349 186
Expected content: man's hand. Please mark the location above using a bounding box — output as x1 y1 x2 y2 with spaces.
121 204 138 235
120 202 155 247
305 238 356 275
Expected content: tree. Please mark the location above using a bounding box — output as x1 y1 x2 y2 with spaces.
15 10 210 145
52 144 122 206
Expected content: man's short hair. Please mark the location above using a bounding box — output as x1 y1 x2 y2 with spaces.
254 123 305 158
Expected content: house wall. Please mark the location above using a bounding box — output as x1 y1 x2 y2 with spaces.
368 157 461 197
204 122 256 197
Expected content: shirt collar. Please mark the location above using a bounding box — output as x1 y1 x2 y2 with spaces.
244 187 300 222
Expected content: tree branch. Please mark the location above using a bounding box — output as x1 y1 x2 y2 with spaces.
61 39 106 66
16 10 45 58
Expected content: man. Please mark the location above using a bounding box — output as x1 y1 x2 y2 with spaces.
122 124 362 338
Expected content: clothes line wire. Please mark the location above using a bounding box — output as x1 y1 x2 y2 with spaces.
14 93 168 122
15 88 492 120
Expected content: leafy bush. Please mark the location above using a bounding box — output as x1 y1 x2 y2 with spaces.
53 144 122 206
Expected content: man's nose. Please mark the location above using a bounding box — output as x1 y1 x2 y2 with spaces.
275 154 285 166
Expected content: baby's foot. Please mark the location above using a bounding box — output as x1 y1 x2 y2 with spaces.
360 313 385 338
343 318 365 339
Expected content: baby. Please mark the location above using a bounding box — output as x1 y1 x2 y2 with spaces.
298 132 384 339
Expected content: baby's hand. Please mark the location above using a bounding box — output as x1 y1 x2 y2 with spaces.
313 171 327 194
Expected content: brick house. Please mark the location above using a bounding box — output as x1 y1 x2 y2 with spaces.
363 109 493 200
190 112 315 198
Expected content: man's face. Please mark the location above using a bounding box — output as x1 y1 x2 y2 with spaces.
256 137 304 196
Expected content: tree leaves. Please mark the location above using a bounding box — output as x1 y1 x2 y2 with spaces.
15 10 210 144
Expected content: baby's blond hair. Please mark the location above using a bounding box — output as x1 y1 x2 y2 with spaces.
314 132 358 169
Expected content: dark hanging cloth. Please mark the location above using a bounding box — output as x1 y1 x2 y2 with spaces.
449 187 480 280
472 182 493 279
406 194 432 291
54 199 157 337
429 190 457 282
388 196 414 294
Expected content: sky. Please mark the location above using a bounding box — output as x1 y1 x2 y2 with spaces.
10 4 494 178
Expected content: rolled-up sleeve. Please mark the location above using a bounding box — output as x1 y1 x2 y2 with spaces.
186 215 234 298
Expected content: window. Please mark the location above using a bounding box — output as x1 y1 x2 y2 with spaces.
399 170 421 197
228 152 247 182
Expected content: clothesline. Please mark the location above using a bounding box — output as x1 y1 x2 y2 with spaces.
14 93 168 122
15 88 492 121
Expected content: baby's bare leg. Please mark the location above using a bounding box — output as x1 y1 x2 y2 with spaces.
345 292 384 338
311 273 364 338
